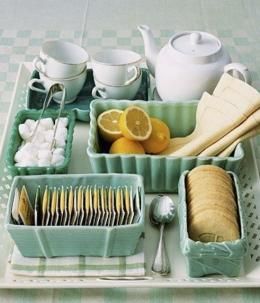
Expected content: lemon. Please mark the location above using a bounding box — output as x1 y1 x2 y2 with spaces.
97 109 123 142
109 137 145 154
119 106 152 141
141 117 170 154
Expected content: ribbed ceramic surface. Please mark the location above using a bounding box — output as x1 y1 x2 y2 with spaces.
5 109 76 176
178 170 248 277
87 100 245 193
5 173 145 257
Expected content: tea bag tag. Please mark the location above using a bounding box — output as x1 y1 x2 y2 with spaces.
86 186 93 225
68 186 74 225
18 185 34 225
11 188 20 224
50 187 57 226
45 187 52 226
128 186 135 224
78 186 85 225
124 186 130 225
133 186 142 223
119 187 125 226
93 185 101 225
42 186 49 225
34 186 41 226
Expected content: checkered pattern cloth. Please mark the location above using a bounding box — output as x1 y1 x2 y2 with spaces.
10 241 145 277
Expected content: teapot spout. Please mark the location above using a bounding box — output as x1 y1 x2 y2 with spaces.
138 25 158 77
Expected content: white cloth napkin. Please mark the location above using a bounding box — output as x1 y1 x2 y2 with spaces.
10 241 145 277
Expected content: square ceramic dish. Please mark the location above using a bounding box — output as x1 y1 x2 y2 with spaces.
87 100 245 193
27 68 150 122
5 173 145 257
178 170 248 277
5 109 76 176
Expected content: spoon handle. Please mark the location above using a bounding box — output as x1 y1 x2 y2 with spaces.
152 224 170 275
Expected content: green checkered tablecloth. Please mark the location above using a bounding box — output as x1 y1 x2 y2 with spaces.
2 0 260 301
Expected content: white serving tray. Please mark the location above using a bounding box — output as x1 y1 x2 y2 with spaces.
0 63 260 288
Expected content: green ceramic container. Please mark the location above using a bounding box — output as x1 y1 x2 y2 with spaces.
87 99 245 193
5 173 145 258
178 170 248 277
5 109 76 176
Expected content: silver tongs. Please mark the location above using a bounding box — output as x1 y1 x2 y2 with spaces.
30 83 66 150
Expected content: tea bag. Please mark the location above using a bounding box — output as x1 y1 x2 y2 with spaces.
18 185 34 225
60 186 67 225
42 186 49 226
77 186 85 225
128 186 135 224
115 187 121 226
67 186 74 225
119 187 125 226
45 187 52 226
102 186 109 226
124 186 130 225
85 185 93 225
71 186 79 225
93 186 101 225
54 188 61 226
107 186 113 226
133 186 142 223
50 187 58 226
34 186 41 226
11 188 20 224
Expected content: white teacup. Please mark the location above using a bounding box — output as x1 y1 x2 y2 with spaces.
91 49 142 86
92 69 142 100
33 40 89 79
28 68 87 103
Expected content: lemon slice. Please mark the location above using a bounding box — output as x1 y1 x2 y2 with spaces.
119 106 152 141
97 109 123 142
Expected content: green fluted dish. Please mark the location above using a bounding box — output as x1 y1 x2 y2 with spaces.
5 109 76 176
178 170 248 277
87 99 245 193
5 173 144 257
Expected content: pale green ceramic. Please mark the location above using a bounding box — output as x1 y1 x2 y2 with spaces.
87 100 245 193
5 109 76 176
27 69 150 122
178 170 248 277
5 173 145 258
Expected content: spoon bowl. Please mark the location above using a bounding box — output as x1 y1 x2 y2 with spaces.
149 194 176 275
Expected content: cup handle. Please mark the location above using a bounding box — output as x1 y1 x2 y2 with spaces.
224 62 251 84
92 86 107 99
125 66 139 85
28 79 47 94
33 56 46 74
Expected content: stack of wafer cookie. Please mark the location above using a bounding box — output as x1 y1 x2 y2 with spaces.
186 165 240 242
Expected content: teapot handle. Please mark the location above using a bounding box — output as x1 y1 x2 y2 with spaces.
224 63 251 84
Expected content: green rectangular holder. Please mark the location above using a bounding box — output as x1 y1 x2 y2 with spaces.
178 170 248 277
87 99 245 193
5 173 145 258
5 109 76 176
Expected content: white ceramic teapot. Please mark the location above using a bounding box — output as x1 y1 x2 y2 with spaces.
138 25 251 101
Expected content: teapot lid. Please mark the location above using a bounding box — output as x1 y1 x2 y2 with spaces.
169 31 222 63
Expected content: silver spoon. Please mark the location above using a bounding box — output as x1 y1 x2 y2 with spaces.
149 194 176 275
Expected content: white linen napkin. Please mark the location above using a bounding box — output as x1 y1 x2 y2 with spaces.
10 241 145 277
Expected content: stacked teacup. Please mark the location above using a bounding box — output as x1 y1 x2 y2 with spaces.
29 40 89 103
91 49 142 99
